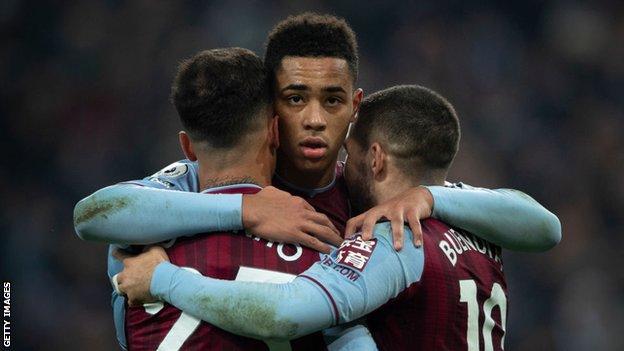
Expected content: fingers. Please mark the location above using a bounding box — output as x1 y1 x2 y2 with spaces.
295 231 332 254
361 211 383 241
390 214 405 251
321 214 339 234
301 220 343 248
345 214 364 238
295 196 316 212
406 209 423 247
307 211 340 235
111 273 125 295
112 248 134 262
346 210 383 241
127 297 142 307
143 245 170 261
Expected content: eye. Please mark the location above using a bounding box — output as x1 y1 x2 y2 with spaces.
326 97 342 106
287 95 304 105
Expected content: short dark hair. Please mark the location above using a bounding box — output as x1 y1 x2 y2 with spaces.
351 85 460 172
171 47 271 148
265 12 359 83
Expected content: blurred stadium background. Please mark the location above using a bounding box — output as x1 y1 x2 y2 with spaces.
2 1 623 350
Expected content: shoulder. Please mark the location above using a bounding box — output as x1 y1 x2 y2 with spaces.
371 222 414 245
141 159 200 192
421 218 453 234
443 181 476 190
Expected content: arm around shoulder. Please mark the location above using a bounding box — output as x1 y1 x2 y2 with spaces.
427 184 561 252
73 183 242 245
148 223 424 341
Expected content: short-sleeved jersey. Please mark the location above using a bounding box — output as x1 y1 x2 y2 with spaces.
125 184 328 351
367 218 508 351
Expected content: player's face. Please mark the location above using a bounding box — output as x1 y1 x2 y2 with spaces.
274 57 362 179
343 135 375 215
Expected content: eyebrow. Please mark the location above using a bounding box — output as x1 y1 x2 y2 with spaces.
280 84 348 94
281 84 308 93
323 86 347 94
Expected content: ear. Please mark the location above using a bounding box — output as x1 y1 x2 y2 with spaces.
178 131 197 161
369 142 386 180
269 114 280 150
351 88 364 123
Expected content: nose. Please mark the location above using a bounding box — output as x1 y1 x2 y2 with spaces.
303 101 327 131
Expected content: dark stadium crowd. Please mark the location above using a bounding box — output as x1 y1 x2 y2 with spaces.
2 1 623 350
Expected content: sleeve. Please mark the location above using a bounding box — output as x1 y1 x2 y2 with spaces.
108 244 135 350
425 182 561 252
150 222 424 340
73 160 243 245
325 323 378 351
123 159 201 191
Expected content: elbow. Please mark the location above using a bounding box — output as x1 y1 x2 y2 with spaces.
73 186 133 242
507 189 562 251
528 210 561 252
73 196 100 241
541 211 562 250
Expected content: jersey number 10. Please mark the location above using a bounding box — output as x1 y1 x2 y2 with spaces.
459 280 507 351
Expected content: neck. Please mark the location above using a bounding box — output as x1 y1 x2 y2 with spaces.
198 162 271 191
374 167 446 204
275 157 336 190
201 176 262 189
196 148 273 192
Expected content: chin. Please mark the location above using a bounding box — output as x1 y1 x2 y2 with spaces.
297 157 330 172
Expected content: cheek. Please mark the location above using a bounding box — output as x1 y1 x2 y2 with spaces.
328 117 352 146
278 130 298 154
344 162 353 183
277 114 299 137
345 159 361 185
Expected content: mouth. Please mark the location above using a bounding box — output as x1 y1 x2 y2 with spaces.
299 137 328 159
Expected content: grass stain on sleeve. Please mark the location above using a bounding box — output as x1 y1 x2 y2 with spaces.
74 195 134 225
195 293 299 340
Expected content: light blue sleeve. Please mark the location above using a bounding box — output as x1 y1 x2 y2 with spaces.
73 160 243 245
150 222 423 341
325 323 378 351
426 182 561 252
107 245 128 350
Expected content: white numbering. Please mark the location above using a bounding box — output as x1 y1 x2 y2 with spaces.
148 266 297 351
459 280 507 351
143 267 202 351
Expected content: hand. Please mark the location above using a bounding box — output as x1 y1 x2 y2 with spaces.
345 186 434 250
113 246 170 306
242 186 342 253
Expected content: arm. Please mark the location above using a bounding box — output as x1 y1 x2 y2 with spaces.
74 161 341 250
74 184 242 245
426 183 561 251
325 323 378 351
73 159 241 244
118 223 423 341
151 262 333 340
347 184 561 252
